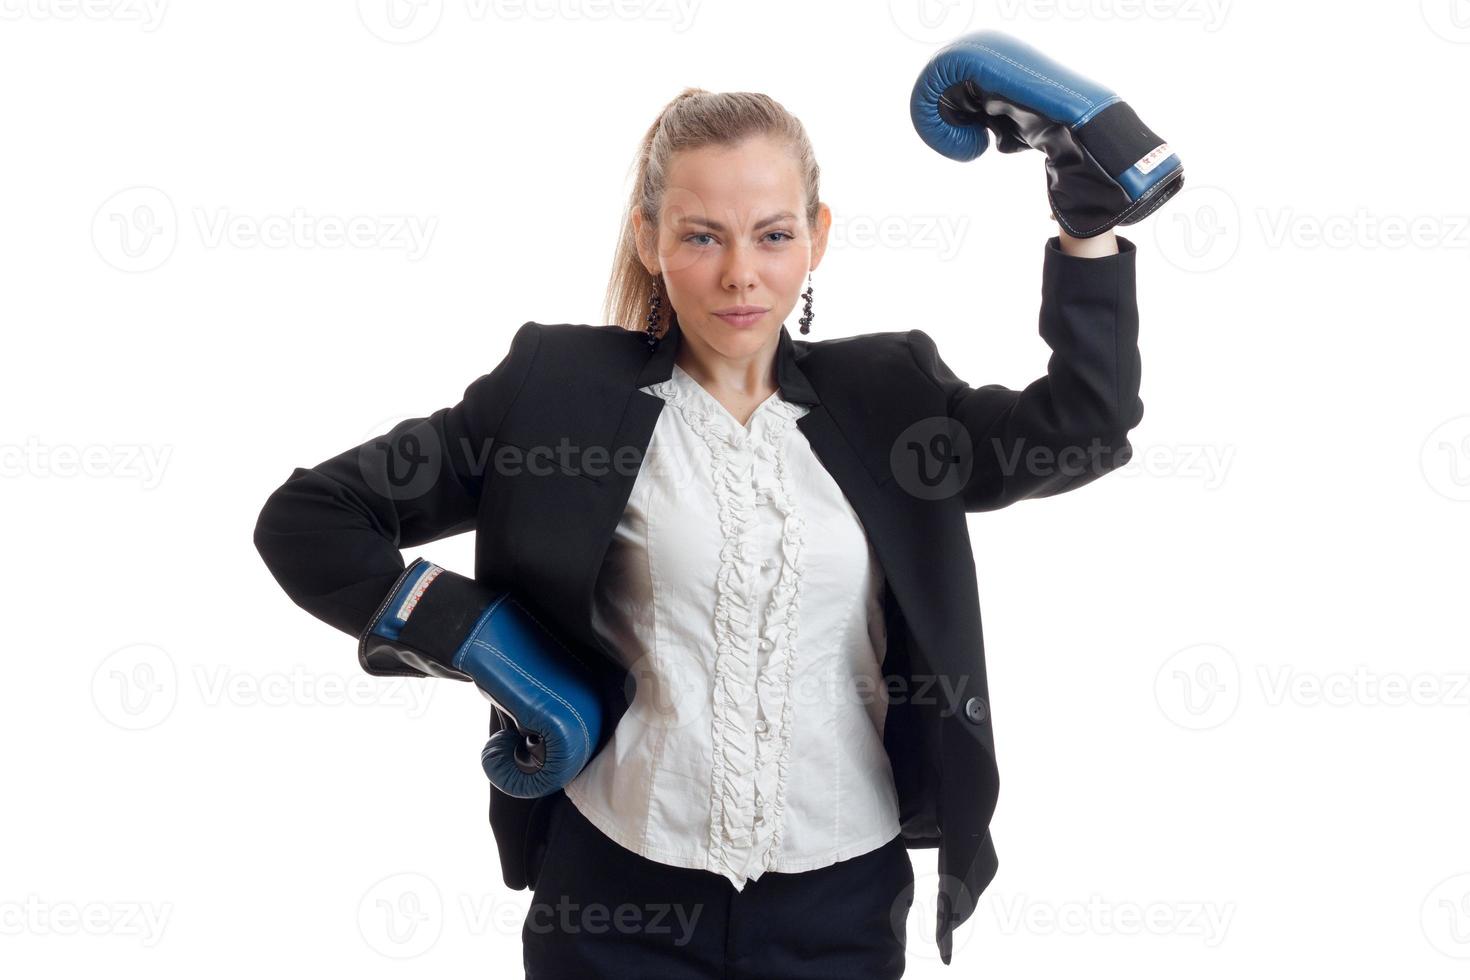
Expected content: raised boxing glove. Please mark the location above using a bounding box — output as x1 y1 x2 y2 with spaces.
911 29 1183 237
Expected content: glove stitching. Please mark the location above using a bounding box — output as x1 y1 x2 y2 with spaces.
470 636 593 761
1073 95 1123 129
451 592 512 672
951 40 1095 108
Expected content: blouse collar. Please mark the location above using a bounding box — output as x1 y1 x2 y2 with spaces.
665 361 806 432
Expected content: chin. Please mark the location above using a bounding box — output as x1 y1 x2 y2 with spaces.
699 315 771 339
716 322 780 348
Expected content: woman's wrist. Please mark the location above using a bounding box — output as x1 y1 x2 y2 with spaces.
1056 225 1120 258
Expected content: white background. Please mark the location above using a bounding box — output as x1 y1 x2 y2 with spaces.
4 0 1468 976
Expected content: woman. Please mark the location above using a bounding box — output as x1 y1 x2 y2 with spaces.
255 73 1157 976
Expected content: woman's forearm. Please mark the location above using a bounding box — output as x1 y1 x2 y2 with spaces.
1056 226 1119 258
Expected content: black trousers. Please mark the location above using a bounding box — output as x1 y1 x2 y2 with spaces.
522 789 914 979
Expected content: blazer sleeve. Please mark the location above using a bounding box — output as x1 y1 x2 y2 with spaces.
252 321 541 680
906 235 1144 512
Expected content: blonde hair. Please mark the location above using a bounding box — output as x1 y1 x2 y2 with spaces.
602 87 823 339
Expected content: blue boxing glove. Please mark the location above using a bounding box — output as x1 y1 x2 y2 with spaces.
361 558 606 799
911 29 1183 237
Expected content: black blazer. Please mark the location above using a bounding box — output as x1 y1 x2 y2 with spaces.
253 235 1144 964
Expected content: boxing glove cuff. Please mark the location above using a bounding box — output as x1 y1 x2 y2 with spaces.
358 557 490 681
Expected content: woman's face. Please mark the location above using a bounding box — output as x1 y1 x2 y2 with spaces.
635 134 830 366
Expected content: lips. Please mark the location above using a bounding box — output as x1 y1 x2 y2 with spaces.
713 306 769 328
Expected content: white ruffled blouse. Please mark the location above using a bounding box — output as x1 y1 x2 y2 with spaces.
563 360 902 890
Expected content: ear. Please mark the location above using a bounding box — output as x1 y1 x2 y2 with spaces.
631 210 659 277
809 202 833 273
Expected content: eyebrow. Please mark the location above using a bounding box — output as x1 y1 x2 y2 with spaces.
677 211 797 233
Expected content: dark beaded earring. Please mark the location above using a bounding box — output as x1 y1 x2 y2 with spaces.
798 271 814 334
645 277 662 350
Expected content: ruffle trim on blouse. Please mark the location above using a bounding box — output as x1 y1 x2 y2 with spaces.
645 369 811 886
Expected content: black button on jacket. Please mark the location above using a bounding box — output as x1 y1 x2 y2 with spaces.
253 235 1145 965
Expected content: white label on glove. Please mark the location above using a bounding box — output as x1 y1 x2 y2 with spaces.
1134 143 1173 176
396 563 443 622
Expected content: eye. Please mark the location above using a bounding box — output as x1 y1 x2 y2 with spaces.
686 233 715 246
765 231 794 243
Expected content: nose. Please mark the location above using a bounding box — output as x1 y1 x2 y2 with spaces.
721 241 758 293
